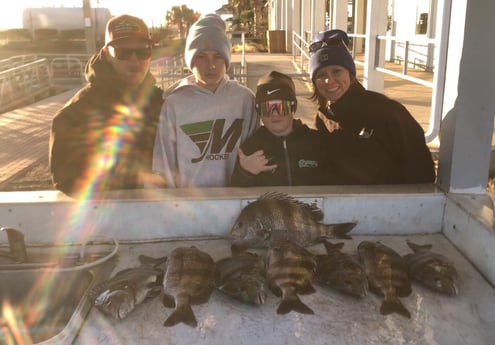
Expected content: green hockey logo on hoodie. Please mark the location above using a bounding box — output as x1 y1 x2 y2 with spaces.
181 119 244 163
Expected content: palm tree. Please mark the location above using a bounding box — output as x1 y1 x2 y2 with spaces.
166 5 200 39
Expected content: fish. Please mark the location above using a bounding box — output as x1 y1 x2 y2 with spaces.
358 241 412 318
266 240 317 314
230 192 356 248
214 249 268 305
403 240 459 296
314 240 368 298
90 254 167 320
162 246 215 328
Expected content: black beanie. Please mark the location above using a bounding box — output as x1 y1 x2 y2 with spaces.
308 29 356 80
255 70 297 104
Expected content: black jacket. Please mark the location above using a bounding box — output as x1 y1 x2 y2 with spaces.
316 81 435 185
49 51 163 195
231 119 329 186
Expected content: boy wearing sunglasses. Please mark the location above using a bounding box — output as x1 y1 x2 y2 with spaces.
231 71 328 186
152 14 258 187
49 15 163 195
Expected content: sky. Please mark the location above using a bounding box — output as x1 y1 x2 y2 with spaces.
0 0 229 30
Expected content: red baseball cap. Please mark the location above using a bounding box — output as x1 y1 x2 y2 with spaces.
105 15 150 46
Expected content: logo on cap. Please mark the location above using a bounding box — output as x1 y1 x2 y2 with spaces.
113 19 144 36
266 89 280 95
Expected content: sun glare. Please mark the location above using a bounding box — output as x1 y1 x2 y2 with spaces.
0 0 228 30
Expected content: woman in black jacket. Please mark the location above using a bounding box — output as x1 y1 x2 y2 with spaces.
308 29 436 185
231 71 328 186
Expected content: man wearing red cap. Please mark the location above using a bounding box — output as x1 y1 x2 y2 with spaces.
49 15 163 195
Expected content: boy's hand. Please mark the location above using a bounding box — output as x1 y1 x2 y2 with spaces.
237 147 277 175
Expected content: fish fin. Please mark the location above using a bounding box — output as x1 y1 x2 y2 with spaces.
139 254 168 267
146 285 163 298
406 240 432 253
162 294 176 308
299 282 317 295
277 295 314 315
191 287 214 305
163 304 197 328
322 241 345 254
397 284 412 297
269 284 283 297
380 296 411 319
230 242 249 256
259 192 325 221
323 222 356 239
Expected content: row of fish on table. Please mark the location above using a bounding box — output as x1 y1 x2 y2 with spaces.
89 192 459 327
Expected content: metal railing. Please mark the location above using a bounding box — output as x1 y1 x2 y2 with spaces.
0 54 89 113
0 59 52 113
292 31 311 75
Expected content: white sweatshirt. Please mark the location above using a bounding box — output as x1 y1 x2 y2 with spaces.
152 76 259 187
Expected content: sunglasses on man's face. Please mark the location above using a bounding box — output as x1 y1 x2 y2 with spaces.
256 100 296 117
308 38 347 55
108 46 152 60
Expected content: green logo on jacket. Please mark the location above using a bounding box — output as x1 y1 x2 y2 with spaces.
298 159 318 168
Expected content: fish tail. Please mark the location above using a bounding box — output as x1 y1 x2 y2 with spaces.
277 294 314 315
324 222 356 239
163 303 197 328
380 295 411 319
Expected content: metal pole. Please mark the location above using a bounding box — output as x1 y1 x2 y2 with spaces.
83 0 96 55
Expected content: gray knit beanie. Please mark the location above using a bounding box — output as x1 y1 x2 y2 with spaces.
184 14 231 70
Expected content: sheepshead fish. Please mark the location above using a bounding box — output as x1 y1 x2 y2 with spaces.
358 241 412 318
266 240 317 314
403 240 459 296
91 254 167 320
231 192 356 248
314 241 368 298
162 246 215 327
214 249 268 305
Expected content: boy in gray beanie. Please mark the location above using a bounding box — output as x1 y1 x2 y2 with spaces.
152 14 259 188
184 13 232 71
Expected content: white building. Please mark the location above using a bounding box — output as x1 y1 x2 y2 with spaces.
22 7 111 40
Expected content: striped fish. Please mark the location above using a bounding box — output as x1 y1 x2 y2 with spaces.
358 241 412 318
162 246 215 327
90 254 167 320
266 240 317 314
231 192 356 248
403 240 459 296
215 250 268 305
315 241 368 298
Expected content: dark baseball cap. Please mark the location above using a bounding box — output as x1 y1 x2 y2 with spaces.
105 15 151 46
